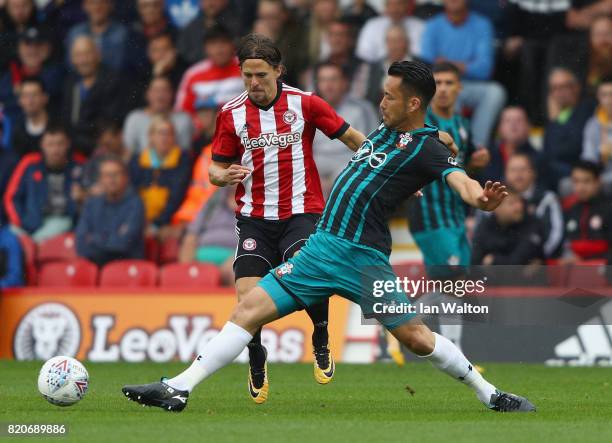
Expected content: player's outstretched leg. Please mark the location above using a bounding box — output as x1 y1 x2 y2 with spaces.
390 321 536 412
306 300 335 384
121 287 279 412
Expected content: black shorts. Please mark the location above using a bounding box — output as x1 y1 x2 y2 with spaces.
234 213 319 280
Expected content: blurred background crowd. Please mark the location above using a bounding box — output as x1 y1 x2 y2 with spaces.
0 0 611 289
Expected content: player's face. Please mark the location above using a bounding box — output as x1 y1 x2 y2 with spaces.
571 169 601 202
241 58 282 106
432 71 461 111
380 76 421 129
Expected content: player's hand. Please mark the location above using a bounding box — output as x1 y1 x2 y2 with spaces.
477 181 508 211
438 131 459 158
413 189 423 198
220 164 252 185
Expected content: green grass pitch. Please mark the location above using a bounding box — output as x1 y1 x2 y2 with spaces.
1 361 611 443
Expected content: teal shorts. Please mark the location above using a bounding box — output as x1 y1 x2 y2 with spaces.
258 231 416 330
411 227 471 278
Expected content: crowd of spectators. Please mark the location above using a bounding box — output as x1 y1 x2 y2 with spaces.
1 0 612 289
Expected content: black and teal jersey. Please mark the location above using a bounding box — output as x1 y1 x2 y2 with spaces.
317 123 464 256
406 109 476 233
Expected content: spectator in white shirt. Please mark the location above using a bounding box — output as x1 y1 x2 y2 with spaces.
356 0 424 63
123 76 193 154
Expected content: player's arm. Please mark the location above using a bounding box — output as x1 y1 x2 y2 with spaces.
338 126 366 152
308 94 364 152
209 110 251 186
446 172 508 212
209 161 251 187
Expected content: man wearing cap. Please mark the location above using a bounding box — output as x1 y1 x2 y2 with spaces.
0 27 63 123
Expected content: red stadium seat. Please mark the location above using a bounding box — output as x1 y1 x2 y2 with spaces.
99 260 158 287
18 234 37 285
159 238 180 264
144 236 159 262
159 263 222 287
38 259 98 287
38 233 77 263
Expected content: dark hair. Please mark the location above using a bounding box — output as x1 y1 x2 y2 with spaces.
43 123 68 137
203 25 234 45
599 75 612 86
237 33 283 70
388 60 436 109
149 32 174 45
314 61 349 80
95 118 122 139
432 61 461 78
20 76 46 94
573 160 602 178
330 16 357 36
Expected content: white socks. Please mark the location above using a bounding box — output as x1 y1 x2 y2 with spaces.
166 322 253 393
420 332 496 406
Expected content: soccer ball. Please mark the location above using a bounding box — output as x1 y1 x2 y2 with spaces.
38 356 89 406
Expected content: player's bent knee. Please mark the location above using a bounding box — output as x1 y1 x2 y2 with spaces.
230 286 280 334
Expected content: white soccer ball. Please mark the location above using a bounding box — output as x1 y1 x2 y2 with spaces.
37 356 89 407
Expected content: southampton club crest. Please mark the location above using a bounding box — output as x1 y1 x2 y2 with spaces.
396 132 412 149
13 303 81 360
275 263 294 279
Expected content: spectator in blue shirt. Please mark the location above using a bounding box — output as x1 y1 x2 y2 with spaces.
0 224 24 289
76 155 145 266
420 0 506 147
65 0 131 72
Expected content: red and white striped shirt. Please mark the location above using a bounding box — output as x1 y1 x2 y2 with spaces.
212 83 349 220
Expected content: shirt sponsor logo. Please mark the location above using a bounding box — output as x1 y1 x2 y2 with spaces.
351 139 387 168
241 131 302 150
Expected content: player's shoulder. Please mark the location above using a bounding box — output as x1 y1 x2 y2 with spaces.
220 90 249 113
416 127 445 151
416 129 458 163
281 83 313 97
